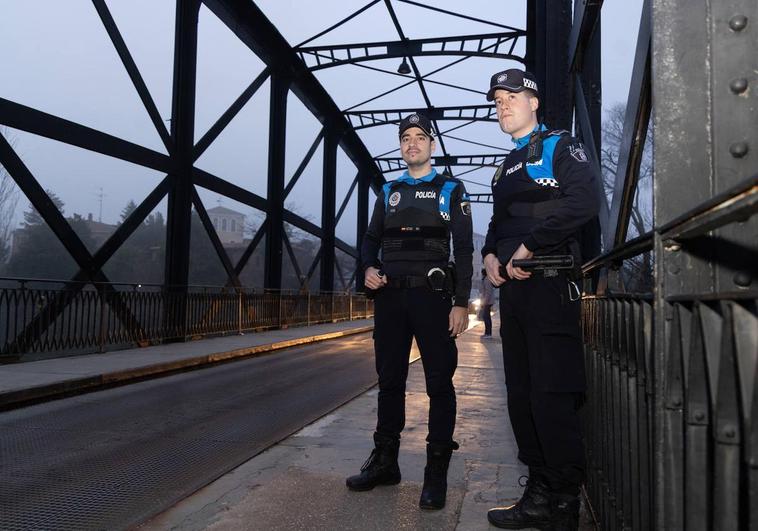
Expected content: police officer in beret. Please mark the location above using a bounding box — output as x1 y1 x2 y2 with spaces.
346 112 473 511
481 69 600 530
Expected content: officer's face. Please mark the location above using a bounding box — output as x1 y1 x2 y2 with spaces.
493 89 539 137
400 128 435 167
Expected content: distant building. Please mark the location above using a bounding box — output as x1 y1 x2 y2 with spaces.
207 206 245 245
83 213 117 248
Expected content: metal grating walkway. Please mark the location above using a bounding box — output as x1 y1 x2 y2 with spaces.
0 333 376 530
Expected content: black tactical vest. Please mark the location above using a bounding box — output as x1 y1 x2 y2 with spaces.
381 175 456 263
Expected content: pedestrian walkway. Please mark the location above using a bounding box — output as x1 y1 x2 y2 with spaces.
0 320 373 409
143 321 595 530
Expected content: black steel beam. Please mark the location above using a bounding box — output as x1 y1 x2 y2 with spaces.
345 105 496 130
320 132 338 291
233 219 267 277
193 167 357 259
264 74 290 289
0 135 95 274
468 193 494 204
193 67 270 161
284 129 325 199
575 76 609 233
375 154 503 173
296 31 525 71
201 0 384 192
605 0 651 250
74 177 172 280
335 173 359 225
193 168 268 212
356 174 369 292
0 98 171 173
191 187 241 288
164 0 199 294
92 0 173 154
568 0 603 72
659 175 758 242
527 0 572 131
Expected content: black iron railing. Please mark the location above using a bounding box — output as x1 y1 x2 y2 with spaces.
579 174 758 529
0 279 373 361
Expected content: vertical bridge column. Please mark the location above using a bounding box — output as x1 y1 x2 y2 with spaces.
320 130 338 292
164 0 199 337
265 73 290 289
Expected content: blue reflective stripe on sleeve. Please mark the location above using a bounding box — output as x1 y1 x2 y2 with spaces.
438 180 458 219
382 182 394 211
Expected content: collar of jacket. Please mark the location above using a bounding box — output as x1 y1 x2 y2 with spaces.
512 123 548 150
396 167 438 185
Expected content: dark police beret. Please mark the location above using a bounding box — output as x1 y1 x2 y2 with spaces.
398 112 435 138
486 69 539 101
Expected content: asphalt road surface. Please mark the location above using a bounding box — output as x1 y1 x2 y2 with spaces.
0 332 377 531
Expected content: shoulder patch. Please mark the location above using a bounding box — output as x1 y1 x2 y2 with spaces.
568 142 589 163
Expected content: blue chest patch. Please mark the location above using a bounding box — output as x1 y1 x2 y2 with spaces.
523 134 560 188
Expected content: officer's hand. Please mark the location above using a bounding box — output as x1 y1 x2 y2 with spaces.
364 267 387 290
449 306 468 337
506 243 533 280
484 253 507 287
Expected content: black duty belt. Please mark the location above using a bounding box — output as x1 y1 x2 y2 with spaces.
385 276 428 289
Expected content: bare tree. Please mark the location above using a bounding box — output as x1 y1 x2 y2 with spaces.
0 126 20 264
600 103 653 292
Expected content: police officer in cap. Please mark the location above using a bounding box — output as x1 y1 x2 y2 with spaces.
481 69 600 530
346 112 473 511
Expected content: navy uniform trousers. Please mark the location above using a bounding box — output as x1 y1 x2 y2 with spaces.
498 272 586 494
373 286 458 445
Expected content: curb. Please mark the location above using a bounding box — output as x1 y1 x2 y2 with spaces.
0 325 374 410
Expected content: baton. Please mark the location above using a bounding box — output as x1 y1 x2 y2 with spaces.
511 255 574 270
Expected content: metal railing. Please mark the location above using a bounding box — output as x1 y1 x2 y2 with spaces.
579 175 757 529
0 279 374 361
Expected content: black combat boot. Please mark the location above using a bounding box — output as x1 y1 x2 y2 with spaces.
346 433 401 491
487 475 553 529
543 493 580 531
418 441 459 510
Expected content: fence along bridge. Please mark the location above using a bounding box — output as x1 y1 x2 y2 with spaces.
0 0 756 529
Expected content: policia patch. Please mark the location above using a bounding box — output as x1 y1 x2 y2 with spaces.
460 193 472 216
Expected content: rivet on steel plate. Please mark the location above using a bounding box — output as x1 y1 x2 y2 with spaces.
729 142 749 158
729 15 748 31
729 78 748 94
733 270 752 287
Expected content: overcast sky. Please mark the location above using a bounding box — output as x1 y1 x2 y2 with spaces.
0 0 644 247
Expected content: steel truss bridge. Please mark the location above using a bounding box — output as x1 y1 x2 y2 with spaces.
0 1 756 529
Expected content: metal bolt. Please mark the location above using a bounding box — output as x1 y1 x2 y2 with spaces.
729 15 748 31
729 78 748 94
724 427 736 438
694 411 705 421
729 142 749 158
672 398 682 407
664 241 682 252
734 270 752 287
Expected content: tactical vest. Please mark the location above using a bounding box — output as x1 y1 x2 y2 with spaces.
381 176 459 263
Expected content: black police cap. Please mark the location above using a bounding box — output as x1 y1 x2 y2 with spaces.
486 69 539 101
398 112 435 138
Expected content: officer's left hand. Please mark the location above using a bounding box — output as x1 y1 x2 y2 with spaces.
506 243 534 280
449 306 468 337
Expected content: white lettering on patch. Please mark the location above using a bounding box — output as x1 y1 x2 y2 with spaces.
505 162 523 176
415 190 436 199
